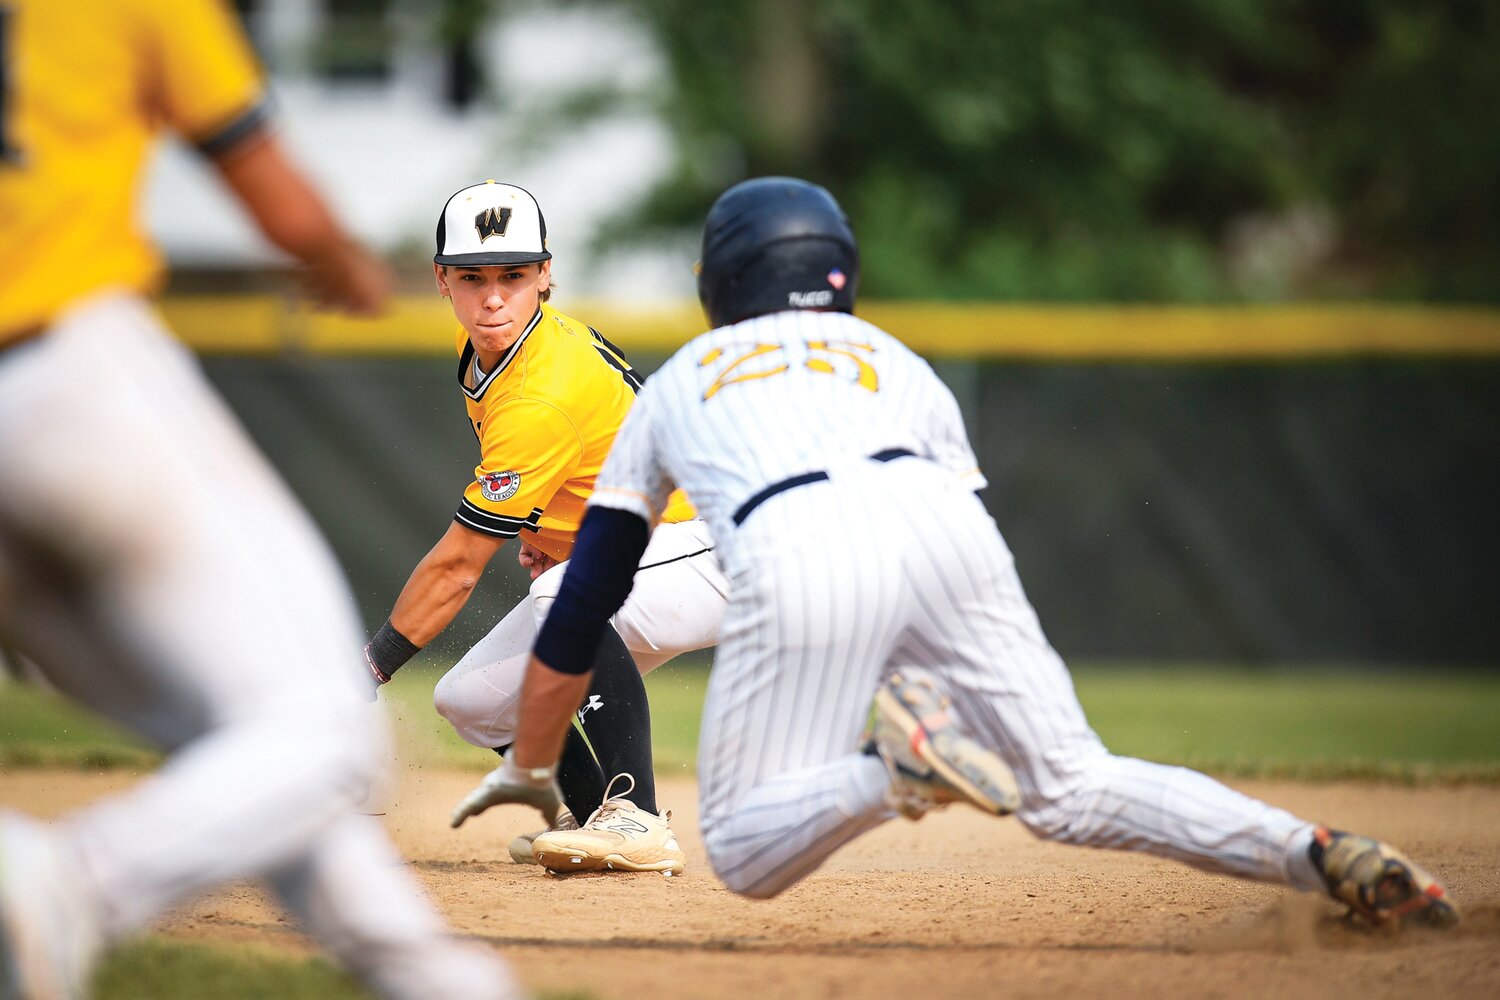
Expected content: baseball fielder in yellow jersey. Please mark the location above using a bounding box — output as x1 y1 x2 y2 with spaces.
0 2 517 997
363 181 725 875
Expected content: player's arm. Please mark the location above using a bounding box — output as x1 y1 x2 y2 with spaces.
364 522 506 687
390 521 508 646
451 505 652 827
145 0 392 315
369 400 584 687
213 136 392 316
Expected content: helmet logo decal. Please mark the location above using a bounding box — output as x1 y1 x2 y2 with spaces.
827 268 847 290
788 290 835 307
474 206 513 242
479 470 521 501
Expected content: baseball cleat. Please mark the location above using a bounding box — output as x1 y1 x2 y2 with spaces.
870 671 1020 820
0 813 100 1000
532 775 686 876
1309 826 1459 930
508 807 579 865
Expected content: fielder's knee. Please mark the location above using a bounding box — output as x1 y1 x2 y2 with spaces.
432 667 517 749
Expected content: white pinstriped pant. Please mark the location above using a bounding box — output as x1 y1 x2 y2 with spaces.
697 456 1322 899
0 294 514 999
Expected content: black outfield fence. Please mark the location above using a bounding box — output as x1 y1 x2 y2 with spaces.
967 361 1498 664
201 351 1500 666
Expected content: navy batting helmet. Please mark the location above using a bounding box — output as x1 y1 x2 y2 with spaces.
697 177 859 329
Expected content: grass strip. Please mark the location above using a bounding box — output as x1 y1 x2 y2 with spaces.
94 936 596 1000
4 661 1498 784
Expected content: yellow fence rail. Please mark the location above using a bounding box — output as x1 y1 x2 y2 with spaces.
159 296 1500 361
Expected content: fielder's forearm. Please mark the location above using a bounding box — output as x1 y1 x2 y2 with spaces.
389 561 480 647
509 659 593 769
389 523 505 647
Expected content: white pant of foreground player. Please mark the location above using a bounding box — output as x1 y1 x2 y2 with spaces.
434 518 725 749
0 295 517 1000
697 456 1326 901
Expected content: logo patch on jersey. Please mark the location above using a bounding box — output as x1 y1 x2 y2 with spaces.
478 470 521 502
474 206 513 242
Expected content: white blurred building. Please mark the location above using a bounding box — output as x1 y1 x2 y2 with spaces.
148 0 696 301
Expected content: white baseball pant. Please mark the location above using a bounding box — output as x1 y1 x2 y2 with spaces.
696 456 1324 900
0 294 516 1000
434 518 726 748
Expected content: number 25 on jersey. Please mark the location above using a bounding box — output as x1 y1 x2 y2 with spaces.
699 340 879 401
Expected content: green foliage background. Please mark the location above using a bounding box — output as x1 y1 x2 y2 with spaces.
592 0 1499 302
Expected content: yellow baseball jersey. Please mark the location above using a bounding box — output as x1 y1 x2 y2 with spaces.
0 0 267 342
454 304 694 562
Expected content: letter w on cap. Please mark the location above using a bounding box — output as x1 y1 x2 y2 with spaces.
475 206 513 242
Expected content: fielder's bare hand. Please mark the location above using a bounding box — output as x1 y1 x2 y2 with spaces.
451 757 563 829
517 540 558 581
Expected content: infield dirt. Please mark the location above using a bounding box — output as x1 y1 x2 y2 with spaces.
4 768 1497 999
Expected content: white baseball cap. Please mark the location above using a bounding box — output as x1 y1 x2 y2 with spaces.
434 180 552 266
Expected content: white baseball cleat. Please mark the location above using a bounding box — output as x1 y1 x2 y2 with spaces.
0 813 100 1000
507 807 579 865
532 775 686 876
869 671 1020 820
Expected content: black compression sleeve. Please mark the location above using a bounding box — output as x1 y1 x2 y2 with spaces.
576 625 659 813
534 506 651 674
556 724 609 819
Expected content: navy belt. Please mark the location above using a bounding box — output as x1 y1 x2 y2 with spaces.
732 448 916 526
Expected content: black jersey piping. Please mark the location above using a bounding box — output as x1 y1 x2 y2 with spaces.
588 327 644 392
637 545 714 572
455 499 543 537
593 344 643 392
456 308 545 401
196 97 273 159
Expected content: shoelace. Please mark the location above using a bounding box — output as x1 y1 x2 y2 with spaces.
583 772 639 827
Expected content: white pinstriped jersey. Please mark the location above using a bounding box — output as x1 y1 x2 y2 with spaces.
589 310 986 532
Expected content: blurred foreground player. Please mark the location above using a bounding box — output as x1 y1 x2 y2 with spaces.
453 176 1457 931
0 1 518 996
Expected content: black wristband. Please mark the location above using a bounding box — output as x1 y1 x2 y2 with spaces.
367 620 421 679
